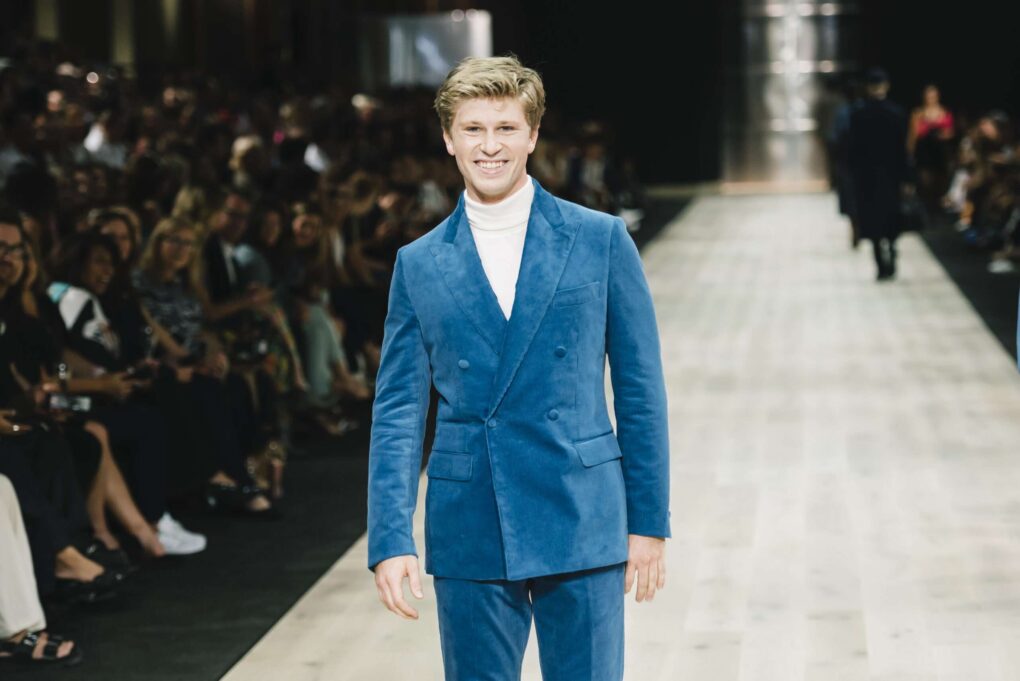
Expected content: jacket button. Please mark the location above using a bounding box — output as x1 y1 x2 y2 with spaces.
458 359 470 369
487 418 498 428
547 409 559 420
554 345 567 357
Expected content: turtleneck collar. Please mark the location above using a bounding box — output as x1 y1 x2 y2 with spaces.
464 176 535 232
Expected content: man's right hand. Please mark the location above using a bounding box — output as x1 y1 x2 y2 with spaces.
373 554 424 620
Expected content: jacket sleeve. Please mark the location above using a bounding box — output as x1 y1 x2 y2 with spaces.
367 248 432 571
605 217 671 538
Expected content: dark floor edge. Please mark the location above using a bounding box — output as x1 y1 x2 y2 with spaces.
915 219 1019 362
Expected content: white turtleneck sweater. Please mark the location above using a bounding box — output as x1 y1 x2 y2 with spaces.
465 176 534 320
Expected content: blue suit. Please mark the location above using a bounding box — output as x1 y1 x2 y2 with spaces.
367 178 670 679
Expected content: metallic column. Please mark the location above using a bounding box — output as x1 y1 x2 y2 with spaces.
34 0 58 40
722 1 860 185
111 0 135 74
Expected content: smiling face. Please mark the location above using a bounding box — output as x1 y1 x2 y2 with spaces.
81 244 115 295
0 224 26 289
443 97 538 205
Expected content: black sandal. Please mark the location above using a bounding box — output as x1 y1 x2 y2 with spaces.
235 484 283 520
0 630 83 666
82 539 140 575
51 569 120 606
203 481 282 520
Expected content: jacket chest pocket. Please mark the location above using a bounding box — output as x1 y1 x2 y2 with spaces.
551 281 599 308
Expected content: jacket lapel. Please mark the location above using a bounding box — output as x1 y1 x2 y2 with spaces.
428 179 579 414
429 193 508 356
488 180 578 415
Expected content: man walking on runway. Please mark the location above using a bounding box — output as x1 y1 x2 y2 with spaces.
847 67 914 281
367 55 671 680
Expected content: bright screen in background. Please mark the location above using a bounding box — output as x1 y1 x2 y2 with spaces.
360 11 493 89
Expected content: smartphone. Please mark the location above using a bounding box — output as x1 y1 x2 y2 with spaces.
46 393 92 413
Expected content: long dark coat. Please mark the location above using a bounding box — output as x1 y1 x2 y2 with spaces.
847 97 911 240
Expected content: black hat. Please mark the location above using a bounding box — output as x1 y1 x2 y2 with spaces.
864 67 889 85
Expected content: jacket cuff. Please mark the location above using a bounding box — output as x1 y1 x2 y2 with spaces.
367 538 418 573
627 511 672 539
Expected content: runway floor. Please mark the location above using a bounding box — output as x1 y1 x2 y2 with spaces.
223 193 1020 680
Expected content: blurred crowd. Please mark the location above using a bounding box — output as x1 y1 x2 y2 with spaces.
826 76 1020 274
0 37 643 665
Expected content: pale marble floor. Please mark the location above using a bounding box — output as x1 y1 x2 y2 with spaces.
222 193 1020 680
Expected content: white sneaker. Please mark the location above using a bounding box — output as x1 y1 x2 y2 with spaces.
988 259 1016 274
157 513 207 555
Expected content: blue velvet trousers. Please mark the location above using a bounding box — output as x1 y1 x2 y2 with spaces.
432 562 626 681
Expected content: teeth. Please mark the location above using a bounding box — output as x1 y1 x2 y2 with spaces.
478 161 505 169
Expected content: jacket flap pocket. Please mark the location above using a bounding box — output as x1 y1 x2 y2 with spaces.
552 281 599 307
427 452 473 481
431 425 466 453
574 431 623 467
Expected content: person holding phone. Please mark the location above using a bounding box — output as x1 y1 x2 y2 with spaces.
0 207 179 562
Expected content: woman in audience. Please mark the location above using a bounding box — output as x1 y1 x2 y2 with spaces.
89 216 217 497
331 172 402 373
952 111 1015 235
46 232 212 546
0 212 170 561
135 217 282 511
908 84 956 211
235 202 291 293
234 201 308 395
288 202 371 426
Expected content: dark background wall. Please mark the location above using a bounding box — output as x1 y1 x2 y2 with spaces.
2 0 1018 184
508 1 725 184
856 1 1020 126
507 0 1020 183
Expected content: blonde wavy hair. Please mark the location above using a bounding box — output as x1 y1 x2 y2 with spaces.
433 54 546 133
138 216 204 295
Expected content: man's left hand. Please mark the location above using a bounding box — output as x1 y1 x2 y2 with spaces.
625 534 666 602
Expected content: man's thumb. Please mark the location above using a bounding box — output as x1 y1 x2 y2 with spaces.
408 566 424 599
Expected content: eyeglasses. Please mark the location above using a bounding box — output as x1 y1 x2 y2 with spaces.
0 242 27 261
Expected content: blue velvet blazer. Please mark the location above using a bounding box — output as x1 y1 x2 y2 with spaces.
367 178 670 581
